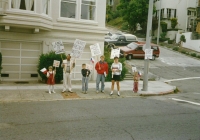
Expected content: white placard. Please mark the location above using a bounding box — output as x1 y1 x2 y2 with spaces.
110 48 120 59
53 60 60 67
70 39 86 58
86 63 93 71
63 60 67 64
90 43 101 56
52 40 65 54
145 49 153 59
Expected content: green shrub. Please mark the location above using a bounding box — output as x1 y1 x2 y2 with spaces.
190 53 197 57
197 55 200 59
104 47 128 81
181 50 186 54
120 22 129 30
170 18 178 29
173 47 179 51
160 21 167 32
180 35 186 43
168 40 173 44
0 52 2 74
37 51 66 83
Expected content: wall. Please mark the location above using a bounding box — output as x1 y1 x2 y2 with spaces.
176 32 200 52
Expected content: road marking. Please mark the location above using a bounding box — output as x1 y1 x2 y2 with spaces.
164 77 200 82
171 98 200 106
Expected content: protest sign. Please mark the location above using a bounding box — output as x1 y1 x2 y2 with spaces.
52 40 65 54
70 39 86 58
90 43 101 56
145 49 153 59
40 68 47 74
110 48 120 59
53 60 60 67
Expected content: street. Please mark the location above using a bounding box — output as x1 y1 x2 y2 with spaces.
1 47 200 140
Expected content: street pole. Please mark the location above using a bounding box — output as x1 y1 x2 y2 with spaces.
142 0 154 91
157 0 161 45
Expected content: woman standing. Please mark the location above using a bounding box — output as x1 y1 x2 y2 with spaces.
110 56 122 96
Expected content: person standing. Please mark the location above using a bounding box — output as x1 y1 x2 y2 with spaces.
81 64 90 94
61 54 75 93
95 55 109 93
133 71 140 93
47 66 56 94
110 56 122 96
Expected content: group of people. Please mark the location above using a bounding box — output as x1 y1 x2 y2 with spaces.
46 54 140 95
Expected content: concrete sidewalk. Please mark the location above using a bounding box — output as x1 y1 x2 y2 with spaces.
0 80 176 102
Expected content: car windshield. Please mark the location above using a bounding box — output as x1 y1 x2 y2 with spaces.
110 34 119 40
127 43 138 49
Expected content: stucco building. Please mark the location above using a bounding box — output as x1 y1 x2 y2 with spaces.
0 0 107 82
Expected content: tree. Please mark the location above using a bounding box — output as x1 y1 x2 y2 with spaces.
117 0 156 33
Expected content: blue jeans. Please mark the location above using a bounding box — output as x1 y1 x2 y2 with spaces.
82 76 89 91
96 74 105 91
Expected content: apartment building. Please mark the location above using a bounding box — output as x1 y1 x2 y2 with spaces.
0 0 107 82
154 0 197 32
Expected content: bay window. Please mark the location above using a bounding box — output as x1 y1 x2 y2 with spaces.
11 0 34 11
81 0 96 20
61 0 76 18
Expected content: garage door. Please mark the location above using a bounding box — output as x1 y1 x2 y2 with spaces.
0 41 42 81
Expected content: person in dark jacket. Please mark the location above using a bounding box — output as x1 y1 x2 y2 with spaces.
81 64 90 94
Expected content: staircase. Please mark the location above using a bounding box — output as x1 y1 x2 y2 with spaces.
124 72 133 80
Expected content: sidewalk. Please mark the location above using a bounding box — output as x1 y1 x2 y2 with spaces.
0 80 176 102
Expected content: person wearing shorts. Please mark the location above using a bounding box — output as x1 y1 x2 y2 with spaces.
110 56 122 96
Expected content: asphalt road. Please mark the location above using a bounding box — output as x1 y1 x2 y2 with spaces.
1 98 200 140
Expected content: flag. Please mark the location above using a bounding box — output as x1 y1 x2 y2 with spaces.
40 68 47 74
90 57 95 63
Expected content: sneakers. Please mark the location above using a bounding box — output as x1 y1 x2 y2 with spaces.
49 91 51 94
62 90 66 93
110 91 113 96
68 90 73 93
117 91 120 96
85 91 87 94
101 90 104 93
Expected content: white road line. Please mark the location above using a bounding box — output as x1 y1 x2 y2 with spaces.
171 98 200 106
164 77 200 82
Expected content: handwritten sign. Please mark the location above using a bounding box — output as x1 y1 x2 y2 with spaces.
70 39 86 58
145 49 153 59
52 41 65 54
53 60 60 67
90 43 101 56
110 48 120 59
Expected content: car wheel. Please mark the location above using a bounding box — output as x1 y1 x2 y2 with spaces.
126 54 132 60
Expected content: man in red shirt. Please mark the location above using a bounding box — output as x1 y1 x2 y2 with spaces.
95 55 109 93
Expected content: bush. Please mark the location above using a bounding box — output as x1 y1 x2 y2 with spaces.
120 22 129 30
181 50 186 54
197 55 200 59
104 47 128 81
190 53 197 57
170 18 178 29
180 35 186 43
168 40 173 44
37 51 66 83
160 21 167 32
173 47 179 51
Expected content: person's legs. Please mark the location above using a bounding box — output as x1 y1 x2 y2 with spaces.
52 85 56 93
110 80 115 95
101 74 105 92
82 77 85 92
85 77 89 92
48 85 51 94
116 81 120 96
67 73 72 92
62 72 67 92
96 74 101 92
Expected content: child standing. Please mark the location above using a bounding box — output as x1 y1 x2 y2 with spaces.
133 71 140 93
47 66 56 94
81 64 90 94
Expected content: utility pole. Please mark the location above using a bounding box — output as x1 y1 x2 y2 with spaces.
157 0 161 45
142 0 154 91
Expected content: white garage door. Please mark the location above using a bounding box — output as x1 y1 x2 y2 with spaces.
0 41 42 81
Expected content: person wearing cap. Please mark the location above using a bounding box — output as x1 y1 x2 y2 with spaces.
61 54 75 93
95 55 109 93
110 56 122 96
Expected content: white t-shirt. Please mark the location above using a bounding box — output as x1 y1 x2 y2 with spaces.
111 62 122 75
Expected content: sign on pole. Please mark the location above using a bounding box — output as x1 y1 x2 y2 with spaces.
145 49 153 59
70 39 86 58
52 40 65 54
110 48 120 59
90 43 101 56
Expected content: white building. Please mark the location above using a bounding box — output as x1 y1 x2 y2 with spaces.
0 0 107 82
154 0 197 35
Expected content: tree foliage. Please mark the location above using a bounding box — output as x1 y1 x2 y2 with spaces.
117 0 156 33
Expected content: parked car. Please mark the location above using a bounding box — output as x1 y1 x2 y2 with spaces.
104 33 138 48
119 42 160 60
104 32 112 39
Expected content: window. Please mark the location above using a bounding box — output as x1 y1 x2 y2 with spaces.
161 8 164 18
81 0 96 20
11 0 34 11
42 0 50 15
61 0 76 18
107 0 113 6
167 8 171 19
